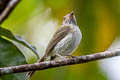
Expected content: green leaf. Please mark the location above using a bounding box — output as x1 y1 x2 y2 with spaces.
0 27 39 59
0 37 28 80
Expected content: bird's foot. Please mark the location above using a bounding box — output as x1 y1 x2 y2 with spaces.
55 54 68 64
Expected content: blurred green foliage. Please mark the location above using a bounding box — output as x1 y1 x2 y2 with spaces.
1 0 120 80
0 37 28 80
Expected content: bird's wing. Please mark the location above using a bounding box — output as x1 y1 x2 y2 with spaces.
45 25 71 56
26 26 71 78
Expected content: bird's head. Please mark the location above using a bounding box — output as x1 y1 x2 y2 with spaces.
62 11 77 26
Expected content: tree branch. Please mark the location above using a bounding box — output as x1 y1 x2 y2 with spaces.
0 48 120 76
0 0 20 24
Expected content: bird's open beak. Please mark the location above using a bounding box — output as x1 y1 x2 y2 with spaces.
70 11 74 16
69 11 74 20
69 11 77 25
62 11 77 25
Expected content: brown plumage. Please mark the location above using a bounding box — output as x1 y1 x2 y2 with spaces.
26 26 71 77
26 11 82 78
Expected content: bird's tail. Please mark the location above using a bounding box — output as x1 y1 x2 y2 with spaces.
26 55 46 78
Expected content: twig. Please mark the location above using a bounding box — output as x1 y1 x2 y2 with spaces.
0 0 10 14
0 0 20 24
0 48 120 75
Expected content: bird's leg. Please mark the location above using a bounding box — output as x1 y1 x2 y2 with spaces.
50 54 66 60
55 54 68 63
55 54 66 59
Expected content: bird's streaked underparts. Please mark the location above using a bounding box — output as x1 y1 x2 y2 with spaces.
27 11 82 78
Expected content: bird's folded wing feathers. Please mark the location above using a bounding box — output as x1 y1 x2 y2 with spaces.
45 25 71 56
26 26 71 78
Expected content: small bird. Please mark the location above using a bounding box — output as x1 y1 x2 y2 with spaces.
27 11 82 78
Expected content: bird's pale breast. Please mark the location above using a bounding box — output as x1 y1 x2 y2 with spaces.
51 25 82 56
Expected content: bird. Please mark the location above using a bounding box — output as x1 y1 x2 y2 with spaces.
26 11 82 78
